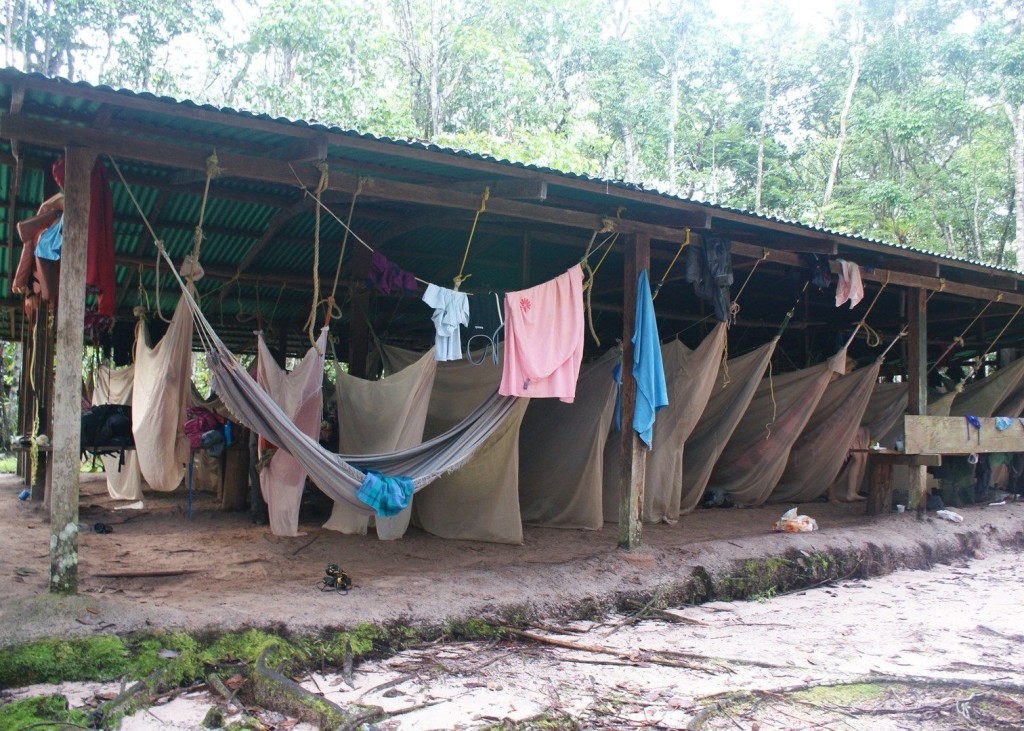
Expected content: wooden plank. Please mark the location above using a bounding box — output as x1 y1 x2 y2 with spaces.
618 233 650 550
49 145 94 594
347 246 372 378
904 415 1024 454
446 178 548 201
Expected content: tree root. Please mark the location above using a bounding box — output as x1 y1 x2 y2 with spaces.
249 644 370 729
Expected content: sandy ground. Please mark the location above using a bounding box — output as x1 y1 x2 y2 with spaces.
7 542 1024 728
1 471 1022 652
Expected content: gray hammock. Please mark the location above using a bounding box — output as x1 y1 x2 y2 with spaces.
173 276 519 516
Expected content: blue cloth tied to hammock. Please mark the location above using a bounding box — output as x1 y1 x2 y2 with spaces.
357 470 415 517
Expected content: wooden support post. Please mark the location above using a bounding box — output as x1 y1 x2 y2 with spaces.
617 233 650 550
49 145 94 594
521 230 531 287
906 287 927 515
347 245 371 379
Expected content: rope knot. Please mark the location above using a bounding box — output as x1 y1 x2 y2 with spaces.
478 187 489 213
205 153 221 179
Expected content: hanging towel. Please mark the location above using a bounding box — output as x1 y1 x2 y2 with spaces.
835 259 864 309
499 264 584 403
629 269 668 447
422 283 469 361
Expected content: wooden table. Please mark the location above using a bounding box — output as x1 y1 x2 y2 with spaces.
851 449 942 515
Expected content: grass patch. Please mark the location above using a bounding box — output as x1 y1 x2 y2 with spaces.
0 694 92 729
0 454 16 473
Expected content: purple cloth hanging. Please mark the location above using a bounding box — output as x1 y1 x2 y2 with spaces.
368 251 418 296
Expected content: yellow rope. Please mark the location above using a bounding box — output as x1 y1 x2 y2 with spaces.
979 304 1024 361
189 153 220 284
651 228 691 301
728 248 769 322
330 177 364 303
926 277 946 303
764 359 776 440
307 161 329 351
454 188 489 290
581 231 619 347
843 272 889 350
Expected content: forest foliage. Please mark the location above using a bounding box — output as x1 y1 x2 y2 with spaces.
4 0 1024 268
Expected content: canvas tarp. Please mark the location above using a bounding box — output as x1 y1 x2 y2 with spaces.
771 359 883 503
381 343 502 437
132 294 194 492
381 343 528 544
949 356 1024 418
679 339 777 514
600 324 728 523
92 364 145 501
257 329 327 537
518 348 619 529
322 347 437 538
413 398 529 544
708 348 845 507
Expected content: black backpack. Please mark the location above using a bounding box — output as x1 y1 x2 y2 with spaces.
81 404 134 459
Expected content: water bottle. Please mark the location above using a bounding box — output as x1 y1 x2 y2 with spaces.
224 420 233 447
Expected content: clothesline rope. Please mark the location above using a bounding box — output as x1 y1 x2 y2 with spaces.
287 163 431 287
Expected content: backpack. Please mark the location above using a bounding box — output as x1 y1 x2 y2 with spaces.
81 404 134 460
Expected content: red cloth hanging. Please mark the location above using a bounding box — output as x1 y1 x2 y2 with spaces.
51 157 116 317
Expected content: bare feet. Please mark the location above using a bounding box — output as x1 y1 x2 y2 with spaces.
844 493 867 502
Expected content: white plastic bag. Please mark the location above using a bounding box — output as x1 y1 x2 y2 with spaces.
935 509 963 523
772 507 818 533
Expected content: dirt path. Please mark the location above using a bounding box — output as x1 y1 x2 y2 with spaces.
7 547 1024 729
3 473 1023 651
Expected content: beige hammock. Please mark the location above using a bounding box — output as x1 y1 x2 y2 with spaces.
601 323 728 524
322 347 437 538
91 364 145 502
949 355 1024 418
708 349 846 507
518 348 619 530
771 359 882 504
132 293 194 493
679 339 778 514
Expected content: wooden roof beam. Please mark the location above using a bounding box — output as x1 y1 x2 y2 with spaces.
446 178 548 201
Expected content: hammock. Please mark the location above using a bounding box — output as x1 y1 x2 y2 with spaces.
949 355 1024 418
600 324 728 524
92 364 145 502
679 339 777 514
708 349 845 507
770 359 882 503
323 347 437 538
256 329 327 537
519 348 619 530
206 329 519 522
380 343 527 543
133 293 194 492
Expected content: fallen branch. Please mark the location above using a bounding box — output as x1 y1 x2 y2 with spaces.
506 629 717 672
251 644 357 728
93 569 200 579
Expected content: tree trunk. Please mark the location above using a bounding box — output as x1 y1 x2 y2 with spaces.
4 0 12 67
428 2 441 138
622 124 637 183
818 29 863 227
755 52 776 213
1005 102 1024 270
666 60 680 195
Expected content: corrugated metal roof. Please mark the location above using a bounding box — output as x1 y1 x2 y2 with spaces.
4 68 1013 275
